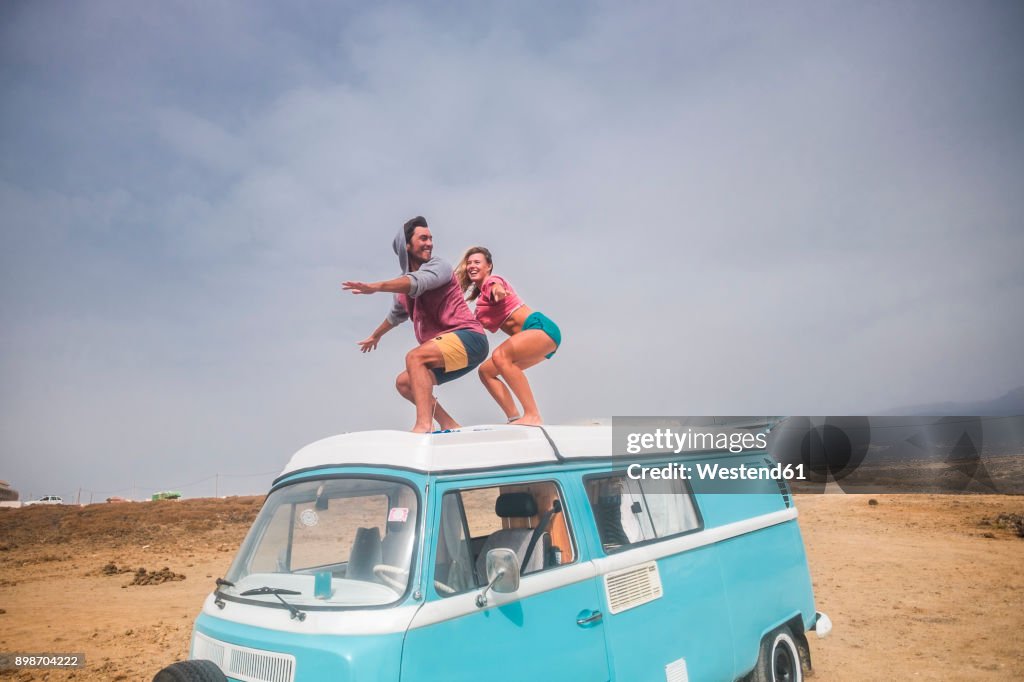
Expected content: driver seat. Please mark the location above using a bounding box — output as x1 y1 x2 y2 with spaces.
347 526 382 581
474 492 549 581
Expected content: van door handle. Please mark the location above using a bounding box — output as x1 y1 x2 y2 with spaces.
576 610 603 627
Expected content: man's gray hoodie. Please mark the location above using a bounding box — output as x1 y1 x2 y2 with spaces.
385 228 484 342
386 227 454 325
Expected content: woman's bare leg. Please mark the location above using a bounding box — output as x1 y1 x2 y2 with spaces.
490 331 556 426
478 358 520 421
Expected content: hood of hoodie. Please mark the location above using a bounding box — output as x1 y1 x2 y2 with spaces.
393 228 410 274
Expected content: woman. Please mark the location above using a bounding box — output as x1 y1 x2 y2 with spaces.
456 246 561 425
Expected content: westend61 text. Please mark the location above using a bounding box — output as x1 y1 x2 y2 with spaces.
625 428 768 454
627 462 806 481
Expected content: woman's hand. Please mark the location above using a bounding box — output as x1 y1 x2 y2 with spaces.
487 280 507 302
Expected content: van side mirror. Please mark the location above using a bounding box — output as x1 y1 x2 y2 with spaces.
475 548 521 607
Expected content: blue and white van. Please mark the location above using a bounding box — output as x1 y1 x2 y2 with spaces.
155 425 830 682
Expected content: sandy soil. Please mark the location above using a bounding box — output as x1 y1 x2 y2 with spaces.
0 494 1021 681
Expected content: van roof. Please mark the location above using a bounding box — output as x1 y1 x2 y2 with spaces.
280 424 613 477
278 421 774 479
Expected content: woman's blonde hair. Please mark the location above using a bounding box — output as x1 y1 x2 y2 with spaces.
456 246 493 301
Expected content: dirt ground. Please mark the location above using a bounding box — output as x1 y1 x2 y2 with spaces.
0 494 1021 681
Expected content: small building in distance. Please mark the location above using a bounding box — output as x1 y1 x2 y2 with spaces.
0 480 21 506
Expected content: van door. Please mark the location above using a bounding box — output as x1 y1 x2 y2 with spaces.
401 478 610 682
582 472 735 681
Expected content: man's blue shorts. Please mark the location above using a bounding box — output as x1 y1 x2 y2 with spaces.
431 329 489 385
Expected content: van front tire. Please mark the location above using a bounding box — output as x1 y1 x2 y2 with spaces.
152 659 227 682
751 627 802 682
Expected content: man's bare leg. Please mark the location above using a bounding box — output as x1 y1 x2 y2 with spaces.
432 403 460 430
396 371 460 431
403 343 451 432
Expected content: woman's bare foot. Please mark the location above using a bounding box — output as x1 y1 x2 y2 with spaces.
511 414 543 426
411 423 433 433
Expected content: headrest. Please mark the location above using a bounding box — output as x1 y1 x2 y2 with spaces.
352 526 381 546
494 492 537 518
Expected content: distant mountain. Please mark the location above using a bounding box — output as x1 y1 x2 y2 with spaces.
881 386 1024 416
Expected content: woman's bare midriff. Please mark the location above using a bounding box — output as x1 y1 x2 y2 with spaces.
500 304 533 336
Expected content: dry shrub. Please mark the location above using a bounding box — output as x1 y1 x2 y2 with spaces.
0 496 263 552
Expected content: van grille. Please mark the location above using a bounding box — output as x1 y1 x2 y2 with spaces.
193 632 296 682
604 561 663 614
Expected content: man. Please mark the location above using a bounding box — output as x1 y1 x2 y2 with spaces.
343 216 488 433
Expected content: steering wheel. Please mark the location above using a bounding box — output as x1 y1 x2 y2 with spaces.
373 564 410 591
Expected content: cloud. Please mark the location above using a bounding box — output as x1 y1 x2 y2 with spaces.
1 1 1022 498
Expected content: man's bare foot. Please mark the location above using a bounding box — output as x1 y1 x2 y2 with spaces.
436 418 461 430
510 414 543 426
411 423 433 433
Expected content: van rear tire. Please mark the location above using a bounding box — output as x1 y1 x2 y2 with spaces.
751 626 802 682
152 659 227 682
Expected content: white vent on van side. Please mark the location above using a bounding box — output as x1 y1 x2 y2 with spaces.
604 561 663 615
193 632 296 682
665 657 689 682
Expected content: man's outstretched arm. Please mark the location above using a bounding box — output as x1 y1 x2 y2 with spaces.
358 319 398 353
343 259 452 297
342 275 412 295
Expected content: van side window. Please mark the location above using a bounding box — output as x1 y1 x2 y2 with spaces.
434 481 574 598
585 474 700 553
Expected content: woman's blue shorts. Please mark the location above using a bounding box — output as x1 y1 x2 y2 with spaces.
522 311 561 359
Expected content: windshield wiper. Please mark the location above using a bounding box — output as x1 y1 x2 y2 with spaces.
215 577 235 588
240 586 300 596
239 586 306 621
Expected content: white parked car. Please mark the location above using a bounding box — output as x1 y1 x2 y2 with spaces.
25 495 63 506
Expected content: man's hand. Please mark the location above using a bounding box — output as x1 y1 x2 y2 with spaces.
353 320 396 354
357 335 381 353
342 281 379 295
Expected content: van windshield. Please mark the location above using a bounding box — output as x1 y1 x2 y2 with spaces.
223 477 418 608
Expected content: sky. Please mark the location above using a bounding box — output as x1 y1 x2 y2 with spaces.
1 1 1022 501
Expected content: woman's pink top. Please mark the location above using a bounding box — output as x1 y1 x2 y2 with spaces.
474 275 524 332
